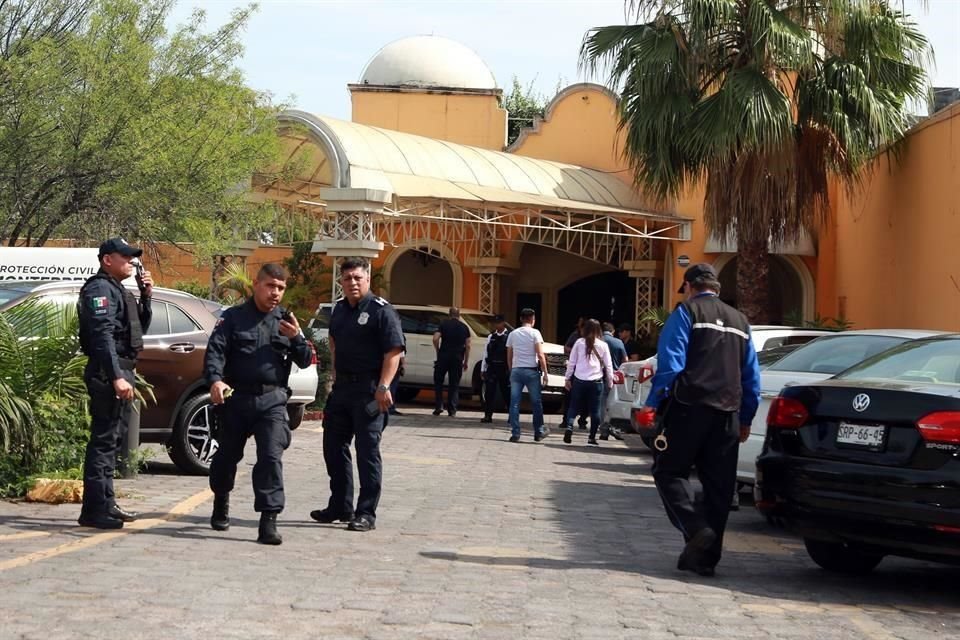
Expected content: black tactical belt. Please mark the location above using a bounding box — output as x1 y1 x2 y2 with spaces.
229 383 283 395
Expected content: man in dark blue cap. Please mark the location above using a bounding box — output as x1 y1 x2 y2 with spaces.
637 262 760 576
76 238 154 529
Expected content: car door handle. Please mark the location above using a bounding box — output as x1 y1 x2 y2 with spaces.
169 343 196 354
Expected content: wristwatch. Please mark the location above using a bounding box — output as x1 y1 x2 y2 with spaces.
376 384 390 392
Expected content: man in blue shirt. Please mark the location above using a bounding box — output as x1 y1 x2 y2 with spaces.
599 322 628 440
638 263 761 577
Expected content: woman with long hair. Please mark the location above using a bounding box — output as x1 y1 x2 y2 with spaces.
562 319 614 445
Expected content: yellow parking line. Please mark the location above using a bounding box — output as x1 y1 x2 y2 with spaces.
0 488 213 573
0 531 51 542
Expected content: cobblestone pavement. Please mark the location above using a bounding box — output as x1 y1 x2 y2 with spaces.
2 407 959 639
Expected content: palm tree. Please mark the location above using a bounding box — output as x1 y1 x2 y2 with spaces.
582 0 929 322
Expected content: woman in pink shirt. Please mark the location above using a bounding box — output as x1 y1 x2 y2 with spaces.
563 319 614 446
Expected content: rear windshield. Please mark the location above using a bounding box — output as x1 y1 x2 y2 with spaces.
766 334 908 375
838 339 960 385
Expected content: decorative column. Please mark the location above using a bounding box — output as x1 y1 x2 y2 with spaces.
624 239 662 338
312 188 389 300
465 230 516 314
464 257 519 314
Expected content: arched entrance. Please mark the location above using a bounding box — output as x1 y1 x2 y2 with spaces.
716 255 813 324
388 246 456 306
556 271 637 341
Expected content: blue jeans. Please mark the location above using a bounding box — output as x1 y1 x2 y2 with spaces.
565 377 603 439
509 368 544 438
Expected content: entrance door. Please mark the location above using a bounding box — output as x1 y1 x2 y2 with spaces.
515 292 542 330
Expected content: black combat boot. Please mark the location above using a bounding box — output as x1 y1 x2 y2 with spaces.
210 493 230 531
257 511 282 545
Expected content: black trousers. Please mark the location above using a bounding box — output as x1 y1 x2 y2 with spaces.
209 389 291 512
81 370 135 517
652 402 740 568
482 364 510 418
322 379 385 521
559 388 587 427
433 354 464 412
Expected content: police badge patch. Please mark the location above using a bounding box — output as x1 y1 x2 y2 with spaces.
358 312 369 325
91 296 109 315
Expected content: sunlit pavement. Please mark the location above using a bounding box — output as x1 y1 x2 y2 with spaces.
1 405 958 639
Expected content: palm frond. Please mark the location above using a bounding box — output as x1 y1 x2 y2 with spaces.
216 262 253 300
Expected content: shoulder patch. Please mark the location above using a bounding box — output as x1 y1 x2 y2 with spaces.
373 296 388 306
91 296 109 315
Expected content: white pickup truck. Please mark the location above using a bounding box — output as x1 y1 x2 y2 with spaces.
310 303 568 409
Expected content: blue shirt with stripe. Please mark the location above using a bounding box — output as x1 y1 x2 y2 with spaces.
644 293 761 424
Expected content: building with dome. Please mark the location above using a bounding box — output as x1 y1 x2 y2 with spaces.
247 34 960 340
349 36 507 151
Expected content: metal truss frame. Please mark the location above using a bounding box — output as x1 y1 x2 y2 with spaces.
364 199 687 268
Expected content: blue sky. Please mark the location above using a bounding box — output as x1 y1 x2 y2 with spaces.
168 0 960 119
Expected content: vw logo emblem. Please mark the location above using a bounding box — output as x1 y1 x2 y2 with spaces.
852 393 871 412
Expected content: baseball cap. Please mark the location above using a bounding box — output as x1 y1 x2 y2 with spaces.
678 262 719 293
98 237 143 259
493 313 505 322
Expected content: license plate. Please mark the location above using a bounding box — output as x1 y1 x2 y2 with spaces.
631 380 638 395
836 422 886 449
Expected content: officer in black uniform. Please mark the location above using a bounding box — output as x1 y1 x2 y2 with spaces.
480 314 510 423
77 238 154 529
638 263 761 576
310 257 404 532
204 263 313 545
432 307 471 417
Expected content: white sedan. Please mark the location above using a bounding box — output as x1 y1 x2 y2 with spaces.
617 326 833 440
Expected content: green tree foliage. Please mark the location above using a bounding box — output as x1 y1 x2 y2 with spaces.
582 0 930 322
503 76 549 146
282 242 333 322
0 0 288 260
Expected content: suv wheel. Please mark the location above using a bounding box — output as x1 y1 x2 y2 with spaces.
803 538 883 574
167 393 219 475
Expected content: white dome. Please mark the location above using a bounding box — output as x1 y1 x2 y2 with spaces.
359 36 497 90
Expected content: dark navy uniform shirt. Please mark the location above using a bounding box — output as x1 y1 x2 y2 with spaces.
329 293 405 376
204 298 313 387
78 269 152 380
437 318 470 358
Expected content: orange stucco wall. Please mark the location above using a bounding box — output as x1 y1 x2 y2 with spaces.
824 102 960 330
351 90 507 151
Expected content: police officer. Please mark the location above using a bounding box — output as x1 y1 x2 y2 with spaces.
480 314 510 424
637 263 760 576
77 238 153 529
204 263 313 545
432 307 470 417
310 257 404 532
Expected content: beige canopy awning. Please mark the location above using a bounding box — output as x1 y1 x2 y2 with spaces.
276 110 688 228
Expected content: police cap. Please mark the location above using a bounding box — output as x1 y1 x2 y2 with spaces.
98 237 143 259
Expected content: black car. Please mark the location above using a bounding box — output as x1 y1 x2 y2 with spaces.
756 334 960 573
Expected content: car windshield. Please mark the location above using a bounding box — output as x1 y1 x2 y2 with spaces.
766 334 908 375
837 339 960 385
461 313 500 337
757 344 801 368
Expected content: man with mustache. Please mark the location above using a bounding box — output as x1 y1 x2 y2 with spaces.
205 263 313 545
311 257 404 532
